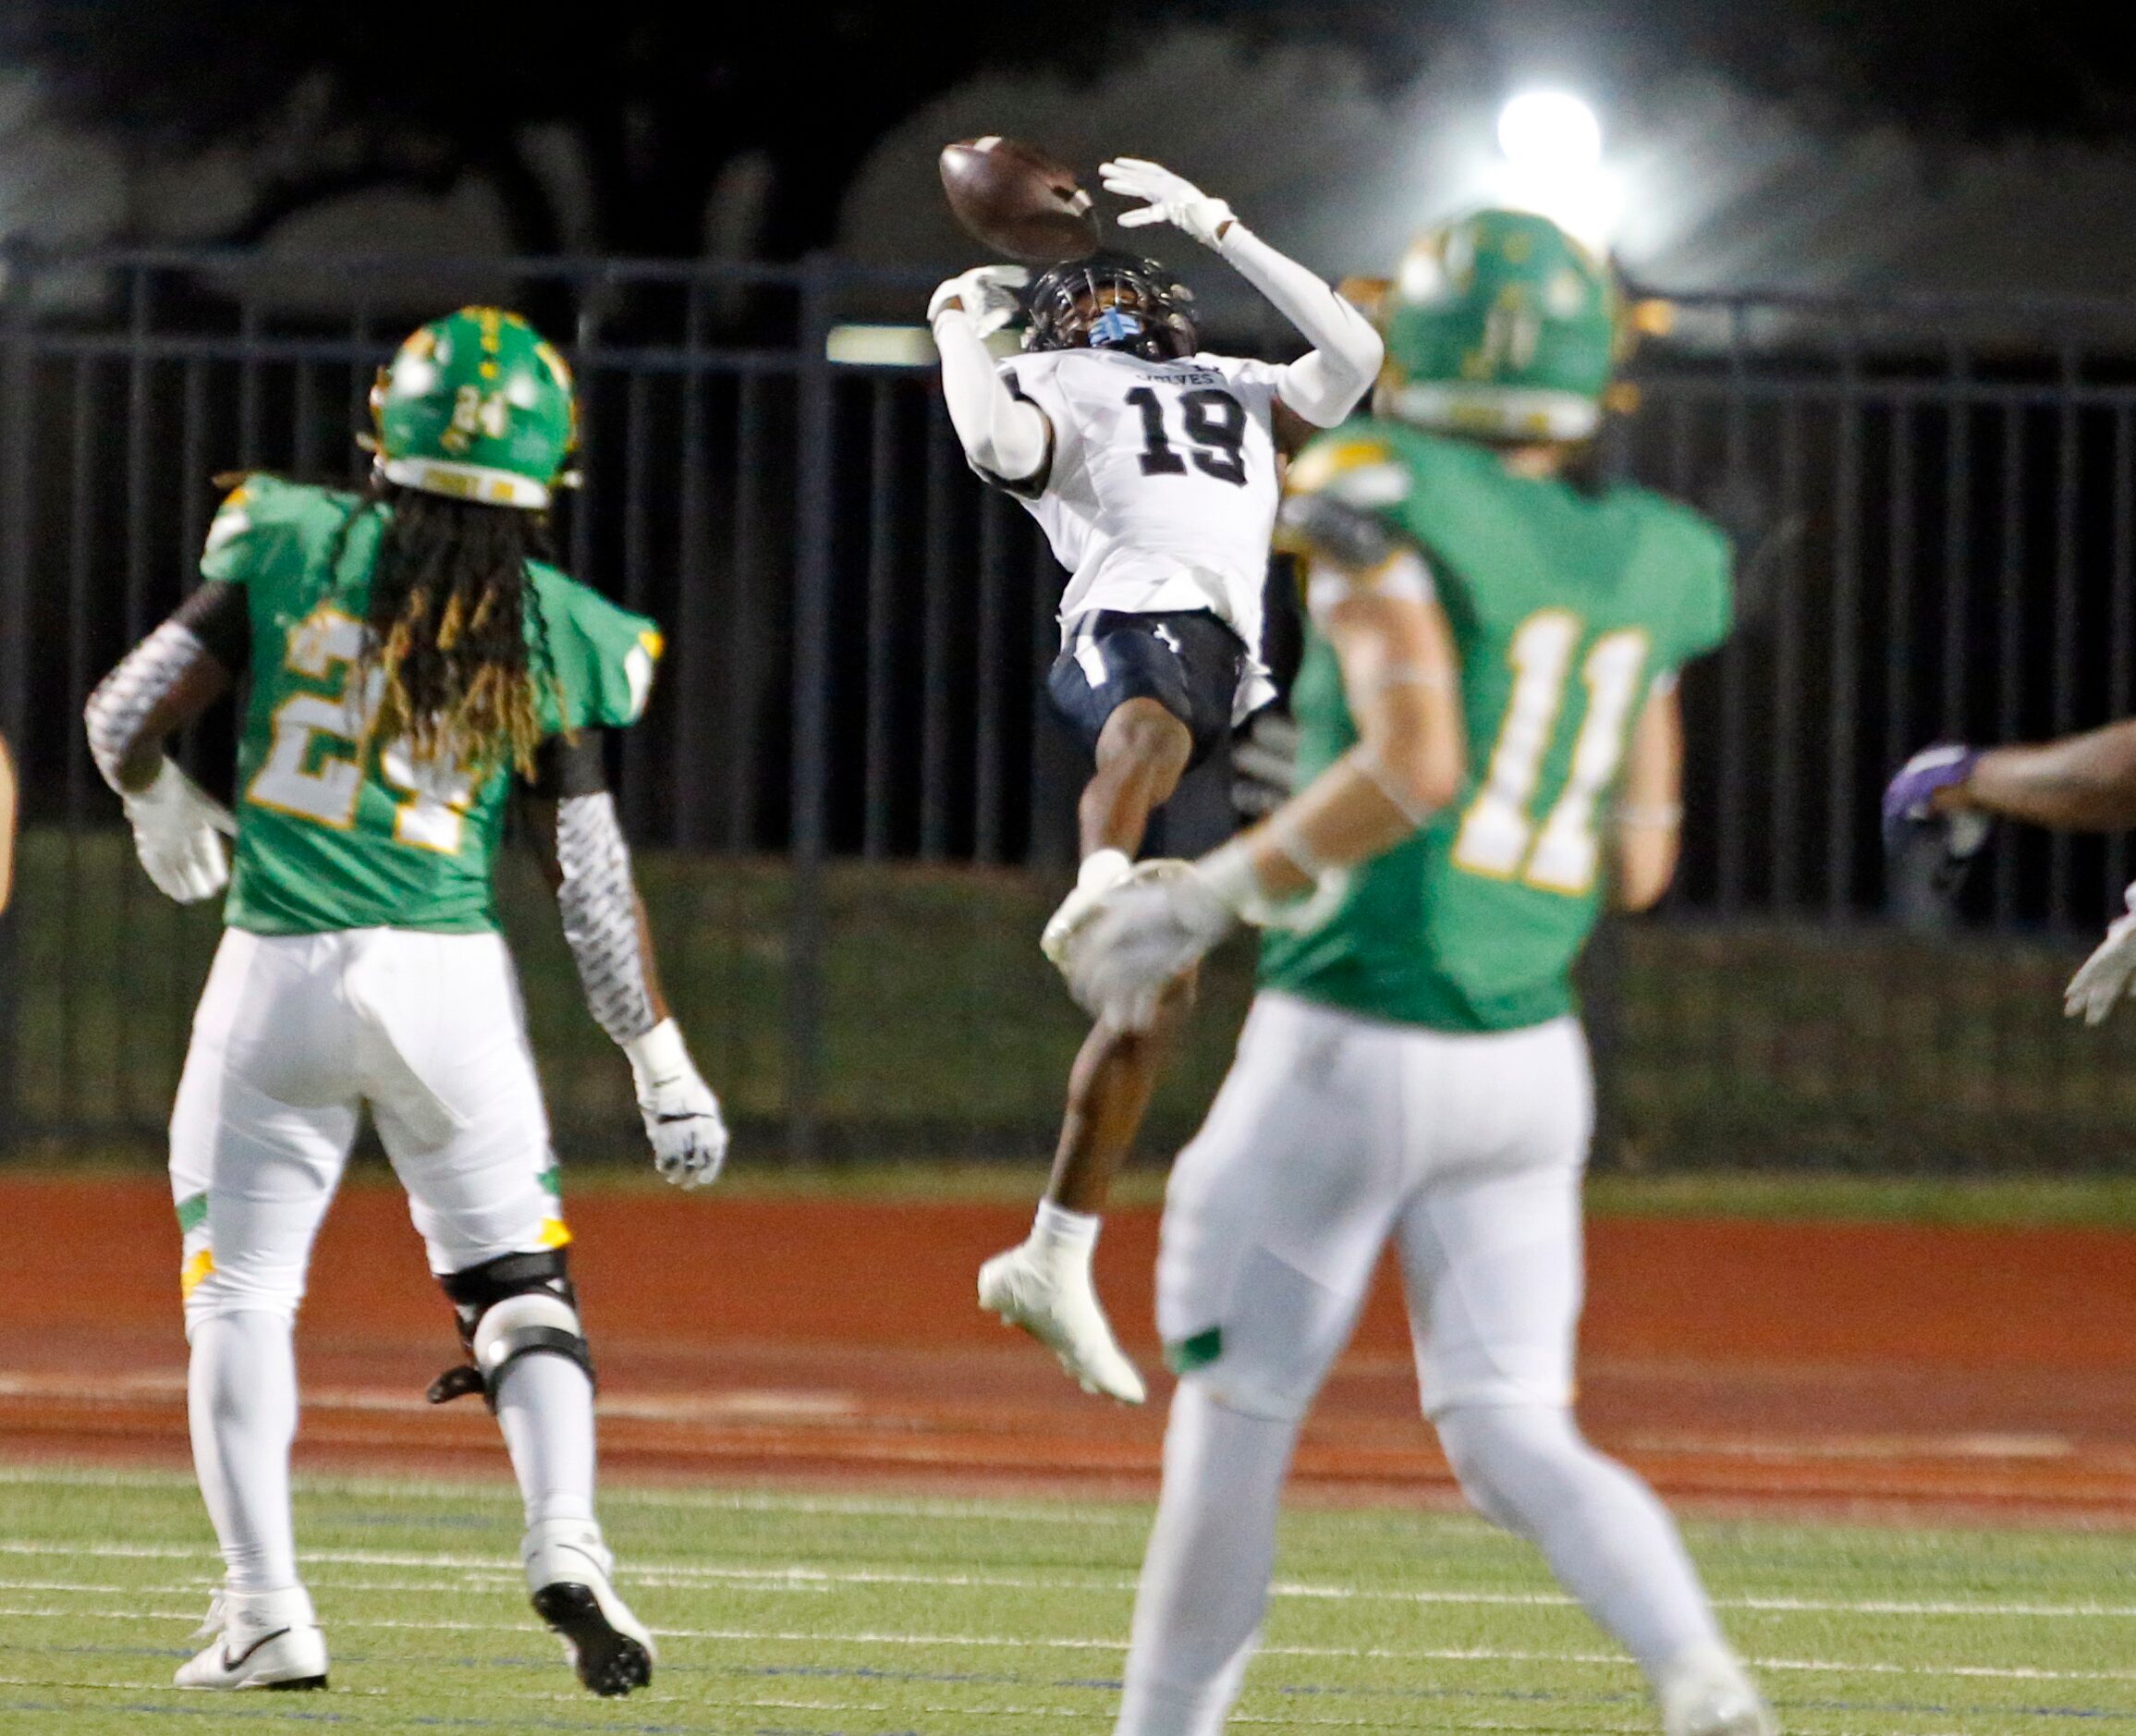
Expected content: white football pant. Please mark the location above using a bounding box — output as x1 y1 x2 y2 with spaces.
171 925 568 1329
1156 992 1593 1421
1117 992 1727 1736
170 926 586 1600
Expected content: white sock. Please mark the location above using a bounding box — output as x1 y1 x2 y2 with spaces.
187 1310 301 1596
1435 1402 1724 1680
494 1353 599 1529
1031 1199 1100 1264
1116 1381 1299 1736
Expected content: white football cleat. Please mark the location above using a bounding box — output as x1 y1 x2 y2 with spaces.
978 1240 1147 1404
1660 1644 1778 1736
523 1518 654 1698
174 1586 328 1692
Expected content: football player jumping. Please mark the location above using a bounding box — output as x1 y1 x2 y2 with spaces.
83 309 726 1698
1058 212 1776 1736
929 157 1383 1403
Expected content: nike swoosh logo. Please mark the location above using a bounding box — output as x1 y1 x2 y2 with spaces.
220 1626 291 1671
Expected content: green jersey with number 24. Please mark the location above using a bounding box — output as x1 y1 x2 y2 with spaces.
1260 424 1731 1033
201 475 662 936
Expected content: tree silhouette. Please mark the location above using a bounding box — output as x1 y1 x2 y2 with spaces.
0 4 1433 257
0 1 2121 260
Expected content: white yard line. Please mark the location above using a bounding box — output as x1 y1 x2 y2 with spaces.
4 1535 2134 1621
4 1593 2134 1687
0 1461 1148 1524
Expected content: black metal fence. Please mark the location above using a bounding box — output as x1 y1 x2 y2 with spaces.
6 250 2136 1168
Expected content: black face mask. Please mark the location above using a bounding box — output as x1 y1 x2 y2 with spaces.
1025 252 1197 360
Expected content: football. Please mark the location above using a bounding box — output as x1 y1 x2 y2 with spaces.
939 137 1099 264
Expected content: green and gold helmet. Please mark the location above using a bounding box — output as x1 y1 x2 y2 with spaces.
369 307 577 508
1378 209 1623 443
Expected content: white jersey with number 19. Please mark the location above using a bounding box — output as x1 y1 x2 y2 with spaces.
994 346 1284 718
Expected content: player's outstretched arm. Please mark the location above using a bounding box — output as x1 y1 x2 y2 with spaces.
82 584 245 903
1609 678 1685 912
1099 157 1383 427
1957 720 2136 831
1882 719 2136 906
521 734 729 1190
929 265 1054 489
1057 547 1464 1030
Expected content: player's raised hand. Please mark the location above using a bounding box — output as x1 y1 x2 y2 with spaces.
1099 158 1233 249
2067 887 2136 1024
123 758 236 903
928 264 1030 339
1061 859 1236 1032
624 1020 729 1190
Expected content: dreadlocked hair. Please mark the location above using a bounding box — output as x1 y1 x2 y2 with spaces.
354 483 561 779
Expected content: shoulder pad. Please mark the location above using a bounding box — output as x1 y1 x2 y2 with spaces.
198 474 354 587
533 567 664 731
201 484 257 560
1287 434 1410 510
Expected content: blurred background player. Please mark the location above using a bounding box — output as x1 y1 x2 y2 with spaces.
1058 210 1776 1736
1886 727 2136 1022
0 728 14 914
82 308 727 1698
928 155 1383 1403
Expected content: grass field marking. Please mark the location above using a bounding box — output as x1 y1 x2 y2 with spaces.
0 1461 1153 1525
0 1574 531 1597
20 1537 2136 1623
0 1604 207 1622
0 1374 870 1427
1750 1653 2136 1684
13 1598 2136 1691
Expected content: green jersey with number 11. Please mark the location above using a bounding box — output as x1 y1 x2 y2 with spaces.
201 475 662 936
1260 424 1731 1033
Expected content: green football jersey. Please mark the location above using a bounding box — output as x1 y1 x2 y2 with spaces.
200 475 662 936
1259 423 1731 1033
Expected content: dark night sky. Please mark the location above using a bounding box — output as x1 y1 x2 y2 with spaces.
0 5 2132 298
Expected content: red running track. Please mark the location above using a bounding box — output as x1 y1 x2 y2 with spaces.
2 1176 2131 1522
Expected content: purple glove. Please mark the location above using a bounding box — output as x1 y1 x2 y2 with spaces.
1881 743 1983 853
1883 744 1992 923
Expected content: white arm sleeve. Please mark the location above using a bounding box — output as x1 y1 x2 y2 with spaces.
85 620 205 791
555 791 660 1047
1216 224 1384 428
931 307 1052 488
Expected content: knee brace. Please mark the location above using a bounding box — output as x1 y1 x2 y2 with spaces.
426 1249 594 1410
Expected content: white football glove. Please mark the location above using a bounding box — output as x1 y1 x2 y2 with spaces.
1061 858 1238 1033
2067 884 2136 1025
1040 848 1133 967
123 758 236 903
928 264 1030 339
1099 157 1234 249
624 1019 729 1189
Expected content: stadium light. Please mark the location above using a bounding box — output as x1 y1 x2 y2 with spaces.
1491 91 1620 251
1497 92 1603 177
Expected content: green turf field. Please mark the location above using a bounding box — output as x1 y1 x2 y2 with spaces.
0 1464 2130 1734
